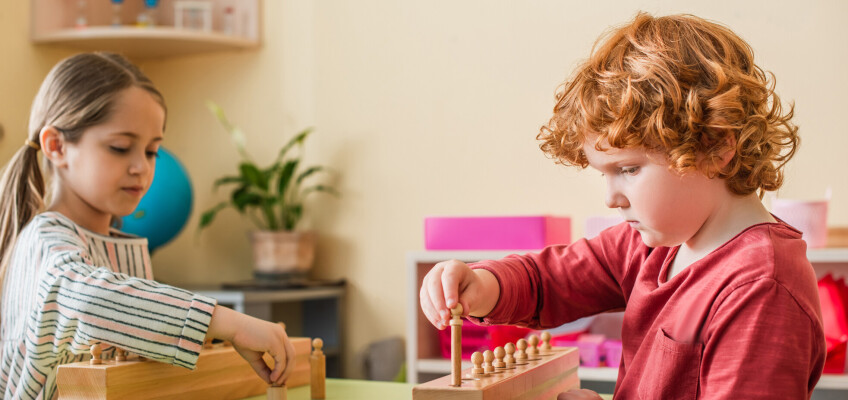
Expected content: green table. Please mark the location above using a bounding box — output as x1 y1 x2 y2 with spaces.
242 379 613 399
243 379 414 400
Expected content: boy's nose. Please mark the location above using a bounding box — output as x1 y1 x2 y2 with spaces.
605 185 629 209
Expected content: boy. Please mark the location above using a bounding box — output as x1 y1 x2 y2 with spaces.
419 12 824 399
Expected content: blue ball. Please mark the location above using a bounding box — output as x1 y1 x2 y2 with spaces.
121 147 193 253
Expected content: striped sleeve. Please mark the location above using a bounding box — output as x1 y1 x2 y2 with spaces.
28 218 217 372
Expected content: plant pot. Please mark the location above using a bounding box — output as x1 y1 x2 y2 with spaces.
248 230 315 280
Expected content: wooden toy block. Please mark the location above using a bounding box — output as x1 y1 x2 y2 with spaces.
412 346 579 400
56 337 312 400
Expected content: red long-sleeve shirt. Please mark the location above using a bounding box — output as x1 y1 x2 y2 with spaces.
470 222 825 399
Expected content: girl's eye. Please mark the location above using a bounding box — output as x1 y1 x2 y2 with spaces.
621 166 640 175
110 146 129 154
146 150 160 158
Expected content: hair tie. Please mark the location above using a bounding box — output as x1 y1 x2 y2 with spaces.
25 140 40 151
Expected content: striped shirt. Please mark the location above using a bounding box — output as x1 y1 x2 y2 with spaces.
0 212 217 400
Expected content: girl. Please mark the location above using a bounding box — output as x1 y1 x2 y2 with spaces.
420 13 825 399
0 52 295 399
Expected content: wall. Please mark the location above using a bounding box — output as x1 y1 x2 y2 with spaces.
2 0 847 378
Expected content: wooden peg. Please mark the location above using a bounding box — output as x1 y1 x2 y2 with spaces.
311 338 326 399
115 348 127 362
469 351 485 378
528 334 541 360
504 342 516 368
483 350 500 374
541 331 553 353
515 339 528 364
493 346 506 369
89 343 102 365
267 384 287 400
449 304 463 387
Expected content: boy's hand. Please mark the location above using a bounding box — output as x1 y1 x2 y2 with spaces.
208 306 296 386
557 389 604 400
419 259 500 329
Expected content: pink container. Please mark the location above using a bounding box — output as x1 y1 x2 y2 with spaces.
425 216 571 250
771 191 829 248
553 333 606 367
603 339 622 367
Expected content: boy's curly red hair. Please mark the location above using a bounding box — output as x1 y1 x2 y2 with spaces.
538 12 798 196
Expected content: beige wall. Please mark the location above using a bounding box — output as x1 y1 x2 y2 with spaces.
3 0 847 378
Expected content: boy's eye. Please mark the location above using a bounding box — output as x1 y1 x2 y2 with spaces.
146 150 160 158
620 166 640 175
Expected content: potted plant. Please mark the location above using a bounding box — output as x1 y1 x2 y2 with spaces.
198 101 338 280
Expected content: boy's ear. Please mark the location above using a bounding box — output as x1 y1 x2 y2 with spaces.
718 135 737 168
40 126 68 167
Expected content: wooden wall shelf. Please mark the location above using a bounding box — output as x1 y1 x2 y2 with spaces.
31 0 260 60
32 26 259 59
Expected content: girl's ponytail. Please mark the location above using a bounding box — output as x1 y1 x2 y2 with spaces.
0 139 46 292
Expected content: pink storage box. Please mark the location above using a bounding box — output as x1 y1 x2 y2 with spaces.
425 216 571 250
553 333 606 367
603 339 623 367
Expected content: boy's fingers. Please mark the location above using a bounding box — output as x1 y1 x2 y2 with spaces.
441 261 466 311
426 266 448 323
419 287 442 329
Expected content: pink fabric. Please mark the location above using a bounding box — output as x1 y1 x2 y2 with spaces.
470 222 825 399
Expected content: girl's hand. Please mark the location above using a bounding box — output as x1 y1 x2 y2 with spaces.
557 389 604 400
208 306 296 385
419 259 500 329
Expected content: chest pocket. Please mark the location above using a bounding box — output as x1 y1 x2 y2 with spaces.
637 328 703 400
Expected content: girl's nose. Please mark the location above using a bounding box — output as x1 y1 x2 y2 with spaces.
128 153 152 175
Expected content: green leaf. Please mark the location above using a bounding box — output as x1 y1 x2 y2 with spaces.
198 202 228 230
213 175 245 192
232 186 264 211
277 160 299 198
281 204 303 231
301 184 341 198
206 100 248 159
295 166 326 185
275 128 313 163
239 162 268 191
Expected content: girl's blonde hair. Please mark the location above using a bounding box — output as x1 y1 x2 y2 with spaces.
538 12 798 197
0 52 165 298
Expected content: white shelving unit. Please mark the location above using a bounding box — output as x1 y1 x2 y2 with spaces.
406 248 848 392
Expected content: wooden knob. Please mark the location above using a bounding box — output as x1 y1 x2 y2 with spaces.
483 350 495 373
90 343 102 365
493 346 506 368
528 334 539 356
541 331 552 350
504 342 516 365
516 339 527 360
450 304 463 317
470 351 484 377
